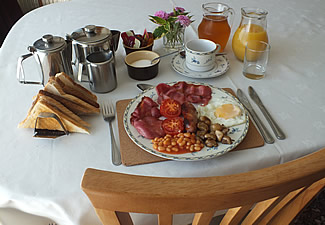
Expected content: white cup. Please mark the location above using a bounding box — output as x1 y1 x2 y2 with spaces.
185 39 221 72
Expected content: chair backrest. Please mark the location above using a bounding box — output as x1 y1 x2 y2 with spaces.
81 147 325 225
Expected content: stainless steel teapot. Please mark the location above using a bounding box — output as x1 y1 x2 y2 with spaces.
17 34 73 86
69 25 112 81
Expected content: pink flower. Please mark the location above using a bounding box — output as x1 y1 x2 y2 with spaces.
168 12 174 17
154 10 168 20
174 7 185 13
177 15 191 27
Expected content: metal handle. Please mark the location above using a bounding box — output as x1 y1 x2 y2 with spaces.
259 104 286 140
17 53 43 85
108 121 121 166
77 63 89 82
248 108 275 144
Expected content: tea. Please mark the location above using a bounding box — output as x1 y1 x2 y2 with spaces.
198 15 231 52
232 24 268 61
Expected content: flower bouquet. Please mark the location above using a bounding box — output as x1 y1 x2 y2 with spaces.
149 7 193 50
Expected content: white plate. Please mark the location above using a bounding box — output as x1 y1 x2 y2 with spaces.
171 54 230 78
123 82 249 161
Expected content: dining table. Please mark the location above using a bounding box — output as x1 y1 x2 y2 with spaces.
0 0 324 224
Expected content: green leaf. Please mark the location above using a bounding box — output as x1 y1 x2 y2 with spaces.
167 17 178 23
164 22 171 32
149 16 167 25
153 26 167 39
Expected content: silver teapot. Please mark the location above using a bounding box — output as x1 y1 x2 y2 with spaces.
17 34 73 86
69 25 112 81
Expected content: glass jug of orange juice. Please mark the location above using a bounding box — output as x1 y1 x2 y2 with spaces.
198 2 235 52
232 8 268 61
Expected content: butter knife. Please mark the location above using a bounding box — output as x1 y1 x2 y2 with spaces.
248 86 285 140
237 89 275 144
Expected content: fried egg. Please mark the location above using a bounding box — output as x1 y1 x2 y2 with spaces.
197 97 246 127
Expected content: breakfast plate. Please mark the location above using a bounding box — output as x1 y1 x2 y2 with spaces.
123 82 249 161
171 54 230 79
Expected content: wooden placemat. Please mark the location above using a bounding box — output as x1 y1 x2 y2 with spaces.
116 88 264 166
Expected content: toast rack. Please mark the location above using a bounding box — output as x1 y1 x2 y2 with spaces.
33 112 69 138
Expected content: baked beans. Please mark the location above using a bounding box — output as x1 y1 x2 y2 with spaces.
152 133 204 153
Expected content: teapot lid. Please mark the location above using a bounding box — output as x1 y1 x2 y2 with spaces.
33 34 66 52
71 25 112 44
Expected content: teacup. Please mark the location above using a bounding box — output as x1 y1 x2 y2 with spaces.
185 39 221 72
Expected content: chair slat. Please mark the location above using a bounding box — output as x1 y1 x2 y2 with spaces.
220 205 252 225
256 187 305 224
192 211 216 225
158 213 172 225
268 178 325 225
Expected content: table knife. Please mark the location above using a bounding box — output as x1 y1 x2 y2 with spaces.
237 89 275 144
248 86 285 140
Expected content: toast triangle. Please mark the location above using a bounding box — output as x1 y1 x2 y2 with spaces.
18 95 90 134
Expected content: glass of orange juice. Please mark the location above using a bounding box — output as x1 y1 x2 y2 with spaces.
232 8 269 61
198 3 235 52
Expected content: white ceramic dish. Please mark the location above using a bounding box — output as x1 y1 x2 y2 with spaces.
171 54 230 78
123 82 249 161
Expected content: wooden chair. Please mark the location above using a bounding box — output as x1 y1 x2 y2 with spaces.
81 147 325 225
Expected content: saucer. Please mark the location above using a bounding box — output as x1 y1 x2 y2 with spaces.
171 54 230 78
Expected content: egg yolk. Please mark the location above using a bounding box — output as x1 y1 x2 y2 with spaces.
214 104 241 119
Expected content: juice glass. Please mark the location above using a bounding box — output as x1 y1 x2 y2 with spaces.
232 8 269 61
198 2 235 52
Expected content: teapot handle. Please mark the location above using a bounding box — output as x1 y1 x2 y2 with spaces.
17 53 43 85
77 63 89 83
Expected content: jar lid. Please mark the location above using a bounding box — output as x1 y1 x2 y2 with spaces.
71 25 112 44
33 34 66 52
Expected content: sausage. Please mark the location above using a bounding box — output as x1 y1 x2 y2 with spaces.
181 102 198 133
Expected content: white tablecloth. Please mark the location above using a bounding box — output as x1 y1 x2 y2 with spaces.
0 0 324 224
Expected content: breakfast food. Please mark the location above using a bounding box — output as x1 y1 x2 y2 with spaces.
130 96 165 139
197 95 246 127
181 101 198 133
44 74 99 114
19 72 99 135
196 116 233 147
18 93 90 134
129 82 243 155
156 81 212 106
152 133 204 153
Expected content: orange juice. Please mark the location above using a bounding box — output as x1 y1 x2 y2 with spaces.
198 15 231 52
232 24 268 61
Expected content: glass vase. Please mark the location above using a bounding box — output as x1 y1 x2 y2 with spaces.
163 27 185 51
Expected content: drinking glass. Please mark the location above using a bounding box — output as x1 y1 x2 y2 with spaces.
243 40 270 80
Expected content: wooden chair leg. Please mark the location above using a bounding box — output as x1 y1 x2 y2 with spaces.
95 209 133 225
192 211 216 225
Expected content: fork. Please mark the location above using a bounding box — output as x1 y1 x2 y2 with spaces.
101 102 121 166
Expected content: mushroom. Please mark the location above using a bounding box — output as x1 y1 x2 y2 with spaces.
221 135 233 144
205 139 218 147
222 127 229 135
204 133 216 140
215 130 224 142
210 123 224 132
197 121 209 132
199 116 211 125
196 130 207 140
